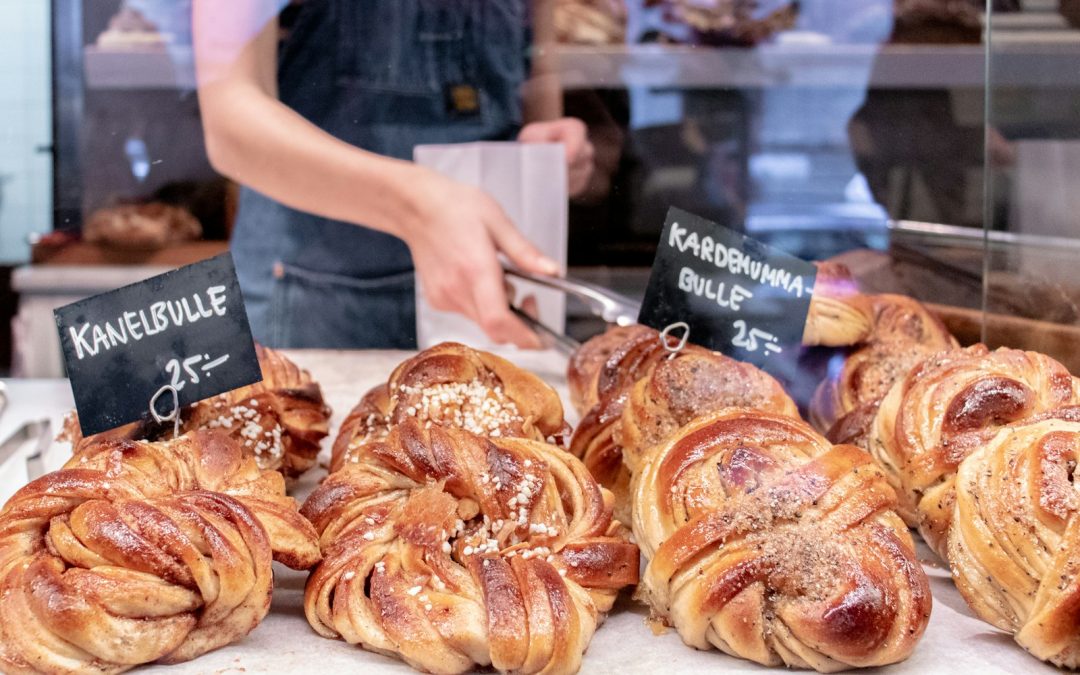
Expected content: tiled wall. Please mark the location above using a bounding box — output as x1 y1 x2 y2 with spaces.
0 0 51 264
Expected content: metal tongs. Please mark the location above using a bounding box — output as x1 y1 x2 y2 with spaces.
503 266 642 355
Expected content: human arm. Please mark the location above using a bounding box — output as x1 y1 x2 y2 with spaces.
193 1 554 347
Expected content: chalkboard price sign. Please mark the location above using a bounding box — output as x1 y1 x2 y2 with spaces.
54 253 262 436
638 207 817 374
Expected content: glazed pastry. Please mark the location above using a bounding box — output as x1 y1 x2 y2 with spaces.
619 348 798 473
182 344 331 479
566 324 655 416
330 342 566 472
802 261 873 348
575 325 688 408
572 339 797 522
0 430 320 674
811 293 957 439
632 409 931 672
868 345 1080 554
303 419 639 675
948 408 1080 667
62 345 331 481
869 293 956 346
568 326 695 518
329 382 393 472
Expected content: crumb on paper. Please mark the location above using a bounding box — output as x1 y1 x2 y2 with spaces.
645 614 669 636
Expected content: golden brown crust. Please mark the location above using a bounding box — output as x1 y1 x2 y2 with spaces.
569 327 795 523
566 325 653 415
63 346 331 481
567 394 632 523
330 342 566 472
632 409 931 672
182 345 331 479
303 419 638 675
0 430 320 675
803 261 874 348
814 339 947 437
329 383 392 473
948 407 1080 667
811 293 958 437
870 294 954 345
869 345 1080 555
568 327 682 522
619 349 799 473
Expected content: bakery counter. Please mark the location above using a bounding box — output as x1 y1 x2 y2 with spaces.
0 348 1061 674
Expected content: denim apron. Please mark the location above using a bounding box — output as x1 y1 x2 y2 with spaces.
231 0 530 348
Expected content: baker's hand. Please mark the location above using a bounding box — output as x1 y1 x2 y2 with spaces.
518 118 595 198
401 168 558 349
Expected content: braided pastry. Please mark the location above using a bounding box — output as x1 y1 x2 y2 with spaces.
811 294 957 439
632 409 931 671
572 338 797 522
868 345 1080 555
0 430 320 674
948 408 1080 667
329 383 392 473
330 342 566 472
569 327 691 518
303 419 639 675
870 294 955 345
566 324 654 416
802 261 873 348
619 348 798 474
62 345 331 481
181 345 331 479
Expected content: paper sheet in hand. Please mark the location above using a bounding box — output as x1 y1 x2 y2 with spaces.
413 142 568 349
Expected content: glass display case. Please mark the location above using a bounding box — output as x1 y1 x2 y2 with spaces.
981 0 1080 371
51 0 229 246
4 3 1080 675
0 0 1070 375
2 0 1074 372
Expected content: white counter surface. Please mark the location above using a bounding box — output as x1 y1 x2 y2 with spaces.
0 349 1061 674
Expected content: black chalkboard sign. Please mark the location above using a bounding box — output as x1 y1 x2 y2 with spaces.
54 253 262 436
638 208 817 375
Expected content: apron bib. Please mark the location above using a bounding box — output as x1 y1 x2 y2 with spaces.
231 0 529 348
